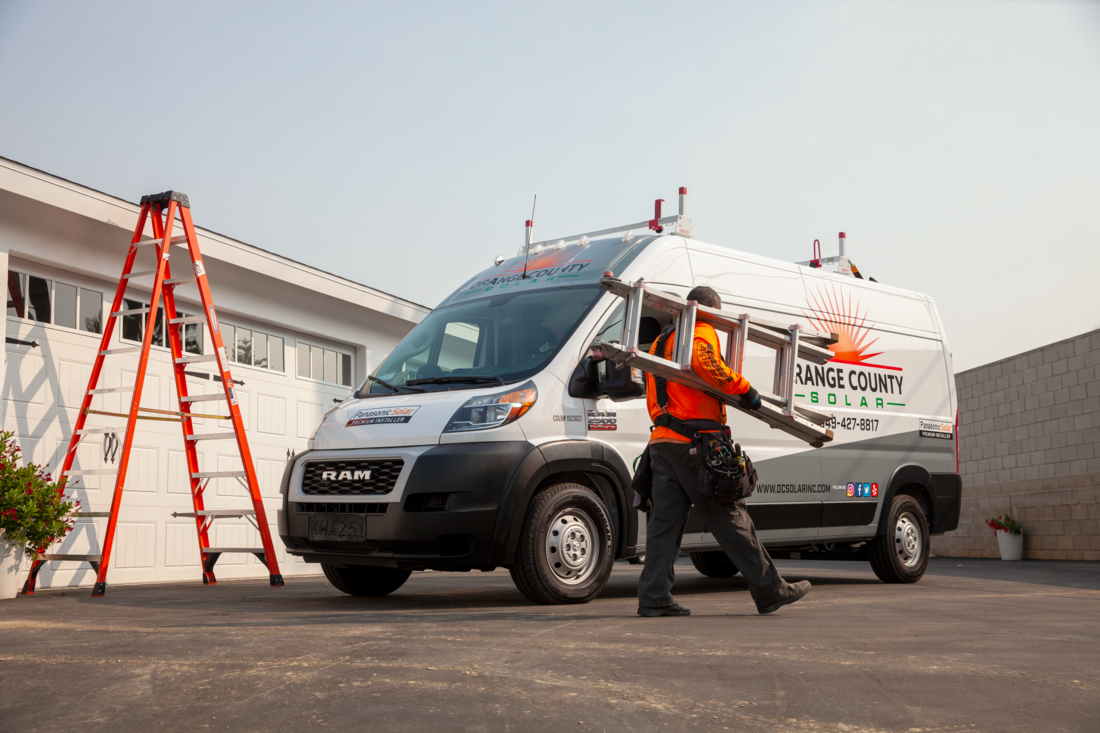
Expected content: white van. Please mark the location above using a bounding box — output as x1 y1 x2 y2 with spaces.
279 224 961 604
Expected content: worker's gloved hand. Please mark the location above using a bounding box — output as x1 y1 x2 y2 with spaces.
740 386 761 411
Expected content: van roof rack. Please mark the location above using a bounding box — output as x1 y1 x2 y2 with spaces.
518 187 694 257
797 232 875 281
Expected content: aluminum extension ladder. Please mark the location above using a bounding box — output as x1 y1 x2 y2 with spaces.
21 191 284 597
592 276 838 447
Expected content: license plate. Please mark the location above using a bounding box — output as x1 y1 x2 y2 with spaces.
308 514 367 542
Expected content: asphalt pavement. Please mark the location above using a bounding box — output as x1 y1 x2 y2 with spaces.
1 557 1097 732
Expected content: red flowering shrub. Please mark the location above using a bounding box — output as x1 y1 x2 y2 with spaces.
0 431 76 553
986 514 1022 535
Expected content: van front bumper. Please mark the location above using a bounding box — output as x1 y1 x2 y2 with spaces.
280 441 542 570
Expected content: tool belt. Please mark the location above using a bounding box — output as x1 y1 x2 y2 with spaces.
694 432 758 504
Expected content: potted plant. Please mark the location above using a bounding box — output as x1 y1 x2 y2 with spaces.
0 431 77 599
986 513 1024 561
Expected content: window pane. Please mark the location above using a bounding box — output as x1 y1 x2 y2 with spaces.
222 324 235 362
27 276 51 323
311 346 323 381
297 342 310 377
253 332 268 369
439 321 480 371
236 328 252 365
122 299 144 342
269 336 284 372
152 305 165 347
7 271 25 318
324 349 337 384
79 288 102 333
53 282 77 329
184 316 202 355
340 353 352 387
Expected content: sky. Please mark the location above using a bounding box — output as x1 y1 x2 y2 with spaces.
1 0 1098 372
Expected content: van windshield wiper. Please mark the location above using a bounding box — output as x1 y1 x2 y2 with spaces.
361 375 426 394
406 375 505 387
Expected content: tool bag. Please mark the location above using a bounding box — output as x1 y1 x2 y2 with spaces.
695 433 758 504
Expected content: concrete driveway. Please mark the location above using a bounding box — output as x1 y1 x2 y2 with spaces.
1 557 1097 732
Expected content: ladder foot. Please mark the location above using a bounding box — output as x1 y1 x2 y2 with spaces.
269 574 285 587
202 574 217 585
91 582 107 597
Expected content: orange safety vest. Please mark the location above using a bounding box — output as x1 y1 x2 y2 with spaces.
647 322 752 444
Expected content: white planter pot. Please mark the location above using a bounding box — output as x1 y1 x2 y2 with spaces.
0 533 27 599
996 530 1024 561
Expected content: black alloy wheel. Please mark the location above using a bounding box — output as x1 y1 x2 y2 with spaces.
868 494 930 583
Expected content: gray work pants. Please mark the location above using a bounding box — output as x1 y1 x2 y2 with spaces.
637 441 784 609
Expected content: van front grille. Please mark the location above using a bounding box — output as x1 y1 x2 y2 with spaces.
301 459 404 496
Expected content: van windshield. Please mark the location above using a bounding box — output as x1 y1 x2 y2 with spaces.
363 285 604 394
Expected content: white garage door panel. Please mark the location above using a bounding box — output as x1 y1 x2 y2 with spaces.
58 359 93 407
235 390 250 431
127 446 159 493
121 370 161 410
167 450 203 494
257 458 285 498
165 523 199 567
213 524 256 565
215 454 246 497
114 523 156 568
6 352 46 404
297 401 322 439
257 394 286 435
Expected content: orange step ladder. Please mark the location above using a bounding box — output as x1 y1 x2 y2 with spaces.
22 191 284 597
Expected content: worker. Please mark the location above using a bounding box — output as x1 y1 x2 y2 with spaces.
636 285 811 617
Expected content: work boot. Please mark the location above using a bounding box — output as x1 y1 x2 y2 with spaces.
756 580 811 614
637 601 691 617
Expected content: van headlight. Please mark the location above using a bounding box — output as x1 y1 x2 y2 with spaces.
443 381 537 432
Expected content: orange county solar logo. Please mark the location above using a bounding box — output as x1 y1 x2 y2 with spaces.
469 248 594 291
797 283 905 411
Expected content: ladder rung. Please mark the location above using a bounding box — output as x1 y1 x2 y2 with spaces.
175 354 217 364
186 433 237 441
134 235 187 247
169 315 206 325
173 509 256 518
203 548 265 554
165 275 196 285
64 468 119 476
111 307 151 317
76 427 117 435
191 471 247 479
180 393 224 403
123 269 159 279
100 347 143 356
72 512 111 518
41 554 103 562
89 386 133 394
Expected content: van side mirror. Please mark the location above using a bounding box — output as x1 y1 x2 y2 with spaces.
568 348 645 402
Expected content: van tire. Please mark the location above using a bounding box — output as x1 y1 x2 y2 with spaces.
869 495 929 583
690 551 739 578
509 482 615 605
322 564 412 597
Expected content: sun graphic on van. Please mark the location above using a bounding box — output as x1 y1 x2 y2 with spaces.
502 248 589 276
803 284 898 370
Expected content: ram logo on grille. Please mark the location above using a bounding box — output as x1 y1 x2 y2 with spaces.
302 459 403 496
321 470 372 481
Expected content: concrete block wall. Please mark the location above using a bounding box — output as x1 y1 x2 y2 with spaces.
932 329 1100 560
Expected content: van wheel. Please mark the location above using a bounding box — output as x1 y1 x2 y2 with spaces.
510 482 615 605
322 564 412 596
690 551 739 578
868 495 929 583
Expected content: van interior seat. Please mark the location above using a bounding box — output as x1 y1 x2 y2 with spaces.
523 326 558 357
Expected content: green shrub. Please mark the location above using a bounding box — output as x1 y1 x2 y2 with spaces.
0 431 77 553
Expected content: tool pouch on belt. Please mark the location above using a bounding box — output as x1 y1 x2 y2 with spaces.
631 446 654 511
695 434 758 504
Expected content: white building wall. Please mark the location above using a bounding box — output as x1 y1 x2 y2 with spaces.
1 158 429 589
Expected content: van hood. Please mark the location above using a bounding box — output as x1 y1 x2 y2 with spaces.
310 391 471 449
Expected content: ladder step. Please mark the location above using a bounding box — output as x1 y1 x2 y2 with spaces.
186 433 237 441
123 269 159 279
165 275 196 285
203 548 265 554
41 554 103 562
89 386 134 394
169 315 206 325
191 471 248 479
76 427 117 435
175 354 217 364
111 307 151 317
71 512 112 518
100 347 143 356
64 468 119 476
134 235 187 247
180 393 225 403
173 509 256 518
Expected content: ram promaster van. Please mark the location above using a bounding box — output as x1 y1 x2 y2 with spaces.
278 196 961 604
